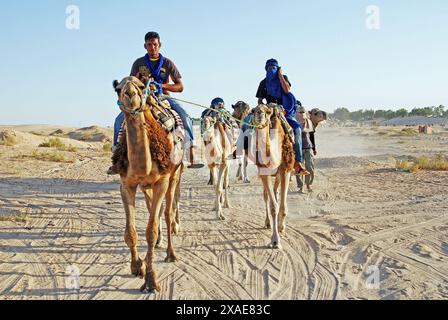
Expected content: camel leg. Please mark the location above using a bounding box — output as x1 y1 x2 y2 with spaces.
140 178 169 294
172 168 182 235
261 176 281 249
278 171 291 234
215 163 227 220
263 188 271 229
223 164 230 209
274 176 280 202
243 155 250 184
121 184 146 278
156 206 164 248
208 167 214 186
164 176 179 263
236 160 242 181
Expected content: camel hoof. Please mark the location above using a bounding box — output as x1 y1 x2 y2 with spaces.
219 214 226 221
140 284 158 294
172 223 180 235
224 204 231 209
265 224 271 230
131 259 146 279
269 242 282 250
243 179 250 184
140 272 160 294
165 254 178 263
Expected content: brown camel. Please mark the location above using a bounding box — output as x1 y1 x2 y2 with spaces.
114 76 184 294
232 101 251 183
250 103 295 249
201 114 236 220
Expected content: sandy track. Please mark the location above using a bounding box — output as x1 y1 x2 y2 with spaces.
1 127 447 300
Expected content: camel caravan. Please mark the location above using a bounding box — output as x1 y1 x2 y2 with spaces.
108 31 327 293
110 75 326 293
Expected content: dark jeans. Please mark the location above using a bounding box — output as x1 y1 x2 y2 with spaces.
113 97 195 147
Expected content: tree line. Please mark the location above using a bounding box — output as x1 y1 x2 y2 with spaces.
330 105 447 121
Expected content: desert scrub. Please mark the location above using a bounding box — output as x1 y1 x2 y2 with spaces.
0 211 28 223
24 150 73 163
0 136 17 146
80 133 93 141
39 138 77 152
30 131 45 136
412 154 448 172
395 155 448 172
400 128 418 136
103 142 112 153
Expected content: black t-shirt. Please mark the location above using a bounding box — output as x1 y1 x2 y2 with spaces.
130 56 182 84
256 75 291 104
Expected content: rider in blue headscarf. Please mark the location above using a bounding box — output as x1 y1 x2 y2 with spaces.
260 58 306 174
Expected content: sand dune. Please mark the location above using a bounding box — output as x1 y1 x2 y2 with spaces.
0 125 447 300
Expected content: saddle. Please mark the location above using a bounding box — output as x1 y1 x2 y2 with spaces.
117 96 185 145
201 109 240 149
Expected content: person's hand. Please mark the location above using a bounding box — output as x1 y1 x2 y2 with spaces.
278 66 283 76
150 81 163 96
313 149 317 156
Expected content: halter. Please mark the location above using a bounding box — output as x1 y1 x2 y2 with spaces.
118 78 159 117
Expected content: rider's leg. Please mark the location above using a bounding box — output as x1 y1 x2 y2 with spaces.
113 112 125 149
166 98 204 168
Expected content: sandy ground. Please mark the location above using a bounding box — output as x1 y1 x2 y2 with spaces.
0 125 447 300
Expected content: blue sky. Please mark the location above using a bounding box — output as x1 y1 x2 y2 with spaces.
0 0 447 127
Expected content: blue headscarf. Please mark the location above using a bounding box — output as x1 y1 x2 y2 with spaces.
265 59 282 99
144 53 165 84
264 59 299 129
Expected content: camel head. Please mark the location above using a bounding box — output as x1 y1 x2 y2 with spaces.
113 76 148 115
251 104 273 129
202 115 217 132
232 101 250 120
309 108 328 128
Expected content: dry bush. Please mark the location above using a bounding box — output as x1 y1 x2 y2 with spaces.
80 133 93 141
39 138 77 152
395 155 448 172
28 150 71 163
0 211 28 223
103 142 112 153
0 136 17 146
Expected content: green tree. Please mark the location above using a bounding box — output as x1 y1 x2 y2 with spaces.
333 107 351 121
395 108 408 118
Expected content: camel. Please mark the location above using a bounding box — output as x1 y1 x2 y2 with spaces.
113 76 184 294
232 101 251 183
250 103 295 249
308 108 328 129
201 113 237 220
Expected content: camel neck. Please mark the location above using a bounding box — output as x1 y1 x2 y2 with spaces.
125 114 152 176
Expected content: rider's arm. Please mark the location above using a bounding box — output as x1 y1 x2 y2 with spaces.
162 78 184 93
278 68 291 94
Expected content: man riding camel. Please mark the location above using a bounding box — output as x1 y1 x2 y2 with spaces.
256 58 307 175
108 31 204 174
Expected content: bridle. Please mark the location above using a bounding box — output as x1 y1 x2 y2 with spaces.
117 79 157 118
